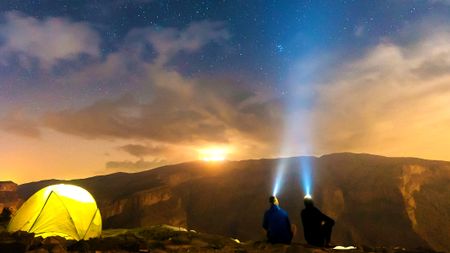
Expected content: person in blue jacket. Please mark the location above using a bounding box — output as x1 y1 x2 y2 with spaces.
262 196 293 244
301 195 335 247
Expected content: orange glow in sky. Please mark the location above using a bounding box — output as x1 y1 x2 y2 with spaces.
199 147 229 162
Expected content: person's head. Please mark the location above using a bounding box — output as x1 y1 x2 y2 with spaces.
303 195 314 208
269 196 279 206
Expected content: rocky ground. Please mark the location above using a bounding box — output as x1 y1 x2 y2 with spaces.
0 224 444 253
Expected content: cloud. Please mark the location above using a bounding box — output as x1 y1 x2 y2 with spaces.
0 11 100 69
127 20 230 65
105 158 165 171
307 27 450 157
42 21 282 159
118 144 169 158
43 78 281 147
43 93 229 143
0 110 41 138
21 14 450 161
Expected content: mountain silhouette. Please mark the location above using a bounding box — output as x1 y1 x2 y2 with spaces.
6 153 450 252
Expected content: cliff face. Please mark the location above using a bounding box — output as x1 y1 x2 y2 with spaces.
399 165 450 252
12 153 450 252
0 181 21 212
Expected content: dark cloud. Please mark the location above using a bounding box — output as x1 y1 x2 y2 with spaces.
105 158 165 171
43 80 282 146
413 55 450 79
43 93 229 143
118 144 169 158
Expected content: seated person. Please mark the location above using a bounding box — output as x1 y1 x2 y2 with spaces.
301 195 335 247
262 196 293 244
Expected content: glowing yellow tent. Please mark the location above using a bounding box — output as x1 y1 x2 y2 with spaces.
7 184 102 240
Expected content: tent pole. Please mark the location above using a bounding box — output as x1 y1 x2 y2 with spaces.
28 191 54 232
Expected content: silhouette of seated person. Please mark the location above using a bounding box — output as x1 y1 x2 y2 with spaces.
0 207 12 223
262 196 293 244
301 195 335 247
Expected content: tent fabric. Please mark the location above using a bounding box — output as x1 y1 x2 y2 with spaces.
7 184 102 240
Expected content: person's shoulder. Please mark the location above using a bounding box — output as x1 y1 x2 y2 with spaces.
265 206 275 214
313 206 323 213
301 208 309 217
278 207 289 216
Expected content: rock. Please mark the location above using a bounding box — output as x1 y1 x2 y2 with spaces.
0 181 17 192
191 238 209 247
67 240 90 252
1 225 447 253
43 236 66 246
48 244 66 253
40 236 67 253
26 249 49 253
0 181 21 212
150 249 168 253
29 236 44 251
362 245 375 252
0 241 29 253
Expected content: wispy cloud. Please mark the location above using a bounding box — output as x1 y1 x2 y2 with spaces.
0 110 41 138
118 144 170 158
142 20 230 65
307 26 450 158
0 11 100 69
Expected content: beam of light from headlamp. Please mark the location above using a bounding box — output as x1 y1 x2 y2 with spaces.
300 156 313 196
274 50 323 198
272 160 287 196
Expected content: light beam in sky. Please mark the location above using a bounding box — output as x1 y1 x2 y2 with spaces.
272 160 287 196
300 156 313 196
273 70 316 198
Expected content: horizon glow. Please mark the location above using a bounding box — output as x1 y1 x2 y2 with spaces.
199 147 228 162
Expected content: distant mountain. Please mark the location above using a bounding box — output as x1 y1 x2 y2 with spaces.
7 153 450 252
0 181 21 212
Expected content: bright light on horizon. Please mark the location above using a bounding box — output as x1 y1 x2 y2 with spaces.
199 147 228 162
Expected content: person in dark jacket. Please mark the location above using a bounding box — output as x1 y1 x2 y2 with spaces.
301 195 335 247
262 196 293 244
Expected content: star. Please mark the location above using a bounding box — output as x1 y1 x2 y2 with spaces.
276 44 284 53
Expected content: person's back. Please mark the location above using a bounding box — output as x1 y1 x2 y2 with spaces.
262 196 293 244
301 196 335 247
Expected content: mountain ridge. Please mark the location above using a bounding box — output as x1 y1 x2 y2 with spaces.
2 153 450 252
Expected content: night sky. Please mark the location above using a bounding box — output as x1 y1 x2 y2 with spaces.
2 0 450 183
